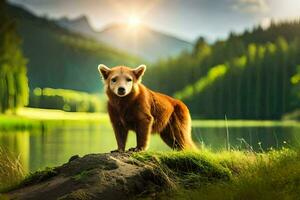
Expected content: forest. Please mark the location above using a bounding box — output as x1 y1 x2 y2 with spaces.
29 88 106 112
0 0 28 113
145 21 300 119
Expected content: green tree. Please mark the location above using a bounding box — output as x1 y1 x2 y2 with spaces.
145 20 300 119
0 0 28 113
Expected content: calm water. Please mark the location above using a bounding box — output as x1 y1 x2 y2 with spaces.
1 121 300 172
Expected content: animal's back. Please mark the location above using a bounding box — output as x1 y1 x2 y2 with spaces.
145 88 177 133
143 86 195 150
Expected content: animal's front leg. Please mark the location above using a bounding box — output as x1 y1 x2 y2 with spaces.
108 104 128 153
128 115 153 152
111 123 128 153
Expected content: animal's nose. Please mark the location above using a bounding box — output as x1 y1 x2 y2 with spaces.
118 87 125 95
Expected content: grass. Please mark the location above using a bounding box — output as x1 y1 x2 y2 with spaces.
132 149 300 199
1 148 300 199
0 146 57 193
0 167 58 200
15 167 58 189
0 107 109 130
0 147 25 192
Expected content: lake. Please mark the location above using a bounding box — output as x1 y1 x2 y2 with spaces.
1 120 300 173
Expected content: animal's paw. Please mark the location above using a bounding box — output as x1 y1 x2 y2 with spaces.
110 149 124 153
127 147 143 152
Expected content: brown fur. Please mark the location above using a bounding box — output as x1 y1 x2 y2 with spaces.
100 65 196 152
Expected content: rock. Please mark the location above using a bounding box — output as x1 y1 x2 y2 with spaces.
68 155 80 163
7 153 166 200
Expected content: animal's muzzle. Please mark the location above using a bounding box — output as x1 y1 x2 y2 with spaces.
118 87 125 95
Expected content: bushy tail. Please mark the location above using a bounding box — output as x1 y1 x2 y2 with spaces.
172 103 198 151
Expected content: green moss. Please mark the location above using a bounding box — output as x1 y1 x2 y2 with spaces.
72 171 89 182
4 167 58 193
138 149 300 200
1 167 58 193
132 151 231 188
21 167 58 186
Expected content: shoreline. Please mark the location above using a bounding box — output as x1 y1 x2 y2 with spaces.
1 108 300 131
0 108 108 130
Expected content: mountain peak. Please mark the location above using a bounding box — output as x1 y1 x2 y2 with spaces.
57 15 94 33
55 19 193 61
71 15 89 25
58 15 88 24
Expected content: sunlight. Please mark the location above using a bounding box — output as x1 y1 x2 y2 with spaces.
128 15 141 27
260 17 271 30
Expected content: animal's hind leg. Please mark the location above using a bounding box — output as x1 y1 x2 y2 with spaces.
160 125 185 150
158 101 195 151
160 109 195 150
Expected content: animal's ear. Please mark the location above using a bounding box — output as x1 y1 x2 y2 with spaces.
98 64 111 80
133 64 146 82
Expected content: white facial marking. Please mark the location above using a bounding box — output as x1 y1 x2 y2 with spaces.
109 72 133 97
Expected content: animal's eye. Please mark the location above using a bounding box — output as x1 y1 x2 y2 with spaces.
126 78 132 82
111 78 117 83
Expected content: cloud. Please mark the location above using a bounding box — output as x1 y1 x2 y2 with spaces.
232 0 270 13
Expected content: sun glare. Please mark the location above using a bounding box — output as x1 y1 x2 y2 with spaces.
128 15 141 27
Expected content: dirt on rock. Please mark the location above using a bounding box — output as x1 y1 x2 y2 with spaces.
7 153 167 200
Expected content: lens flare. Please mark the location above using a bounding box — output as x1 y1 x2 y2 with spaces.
128 15 141 27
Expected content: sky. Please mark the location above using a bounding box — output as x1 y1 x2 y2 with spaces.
8 0 300 42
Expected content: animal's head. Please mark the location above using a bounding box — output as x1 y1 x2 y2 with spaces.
98 64 146 97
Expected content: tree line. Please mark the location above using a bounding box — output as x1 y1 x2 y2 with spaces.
145 20 300 119
29 88 106 113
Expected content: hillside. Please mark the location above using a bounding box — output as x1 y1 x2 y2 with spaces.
7 4 142 92
56 17 193 61
145 20 300 119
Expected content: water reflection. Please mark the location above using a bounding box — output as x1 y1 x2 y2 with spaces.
0 123 300 173
192 126 300 151
0 131 30 172
0 123 169 172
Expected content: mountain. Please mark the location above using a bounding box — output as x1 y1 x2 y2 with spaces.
7 4 142 92
56 17 193 61
56 16 96 37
